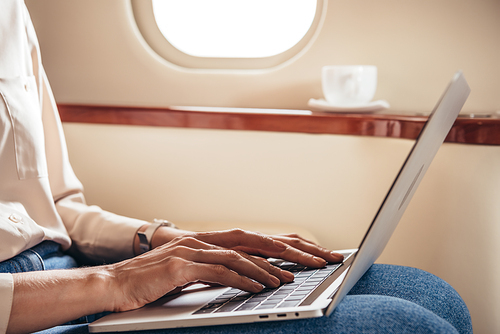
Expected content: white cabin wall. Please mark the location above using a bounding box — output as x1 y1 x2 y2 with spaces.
25 1 500 333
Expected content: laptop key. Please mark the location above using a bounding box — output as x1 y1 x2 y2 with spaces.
295 272 312 278
267 294 286 300
215 301 244 313
277 300 301 308
248 296 268 302
235 302 260 311
285 295 305 301
194 259 344 316
255 302 280 310
257 291 276 297
290 291 310 297
301 282 320 287
193 303 224 315
232 296 250 301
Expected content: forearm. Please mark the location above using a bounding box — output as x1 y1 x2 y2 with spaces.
8 267 112 334
7 225 186 333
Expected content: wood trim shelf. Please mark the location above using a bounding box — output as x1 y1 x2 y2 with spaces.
57 104 500 146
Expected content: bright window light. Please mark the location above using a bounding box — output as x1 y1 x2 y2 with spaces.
151 0 317 58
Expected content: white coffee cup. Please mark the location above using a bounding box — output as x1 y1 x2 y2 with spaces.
321 65 377 106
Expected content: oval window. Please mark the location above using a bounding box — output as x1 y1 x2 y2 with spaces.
131 0 326 69
152 0 317 58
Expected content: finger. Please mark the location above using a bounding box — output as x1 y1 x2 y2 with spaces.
273 235 344 263
192 229 287 254
246 255 295 283
231 253 295 283
182 262 264 293
182 229 342 268
181 248 282 288
277 233 317 245
166 238 292 284
177 242 295 284
157 237 292 285
160 235 219 251
236 244 328 268
235 237 343 268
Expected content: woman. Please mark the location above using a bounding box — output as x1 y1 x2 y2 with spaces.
0 1 472 333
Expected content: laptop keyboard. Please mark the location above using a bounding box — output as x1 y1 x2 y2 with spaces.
193 261 342 314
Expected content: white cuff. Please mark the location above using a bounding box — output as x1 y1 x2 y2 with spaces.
0 273 14 334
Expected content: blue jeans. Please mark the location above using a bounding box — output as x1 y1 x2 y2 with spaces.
0 241 78 273
2 243 472 334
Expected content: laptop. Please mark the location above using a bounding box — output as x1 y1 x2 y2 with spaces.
89 71 470 333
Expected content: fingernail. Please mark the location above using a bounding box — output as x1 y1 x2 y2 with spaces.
269 275 281 287
314 256 327 265
282 270 295 281
253 282 263 292
331 252 344 261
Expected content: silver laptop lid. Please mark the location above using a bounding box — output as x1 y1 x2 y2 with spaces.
326 71 470 316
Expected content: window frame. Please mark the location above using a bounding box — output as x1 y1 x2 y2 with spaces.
129 0 327 70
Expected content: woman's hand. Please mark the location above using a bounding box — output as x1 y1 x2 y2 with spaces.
8 228 343 333
184 229 344 267
107 231 294 312
152 227 344 268
109 228 343 313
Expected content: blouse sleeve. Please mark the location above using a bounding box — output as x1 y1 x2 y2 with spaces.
0 274 13 334
41 69 146 264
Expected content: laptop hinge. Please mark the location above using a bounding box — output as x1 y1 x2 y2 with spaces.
299 252 356 306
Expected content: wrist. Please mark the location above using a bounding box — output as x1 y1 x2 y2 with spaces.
86 267 116 313
150 225 188 249
133 220 187 256
137 220 173 254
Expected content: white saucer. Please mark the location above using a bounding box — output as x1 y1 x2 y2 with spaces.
308 98 390 113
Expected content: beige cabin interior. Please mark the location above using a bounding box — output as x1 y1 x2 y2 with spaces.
26 1 500 333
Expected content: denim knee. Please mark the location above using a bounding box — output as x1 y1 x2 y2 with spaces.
349 264 472 334
330 294 460 334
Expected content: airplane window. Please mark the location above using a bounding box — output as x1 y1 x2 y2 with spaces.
151 0 316 58
130 0 325 69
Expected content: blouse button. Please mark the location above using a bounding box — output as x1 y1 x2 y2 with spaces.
8 213 23 223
